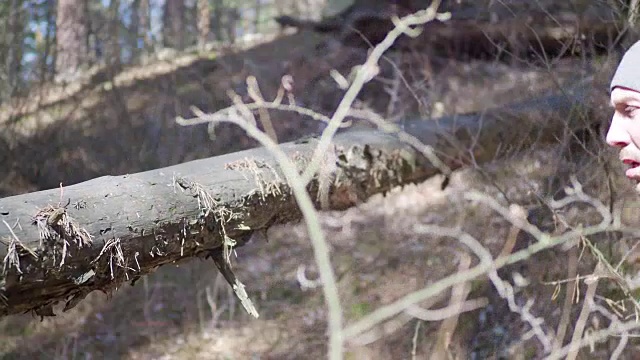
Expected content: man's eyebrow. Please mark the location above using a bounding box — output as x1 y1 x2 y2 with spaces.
611 95 640 107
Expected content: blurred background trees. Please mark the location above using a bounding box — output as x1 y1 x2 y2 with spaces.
6 0 634 108
0 0 331 104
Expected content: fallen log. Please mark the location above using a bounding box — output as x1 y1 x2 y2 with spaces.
277 2 620 62
419 18 618 63
0 77 604 318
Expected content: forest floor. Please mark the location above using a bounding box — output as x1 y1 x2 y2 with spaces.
1 24 639 359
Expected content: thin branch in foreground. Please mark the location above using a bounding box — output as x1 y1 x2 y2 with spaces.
178 102 344 357
544 310 640 360
410 320 422 360
430 252 474 359
552 246 579 352
300 1 450 187
590 301 631 360
177 2 451 359
341 181 625 344
565 262 603 360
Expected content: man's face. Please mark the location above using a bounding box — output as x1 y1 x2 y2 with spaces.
607 87 640 192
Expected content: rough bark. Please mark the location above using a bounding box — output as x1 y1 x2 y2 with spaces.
0 78 602 318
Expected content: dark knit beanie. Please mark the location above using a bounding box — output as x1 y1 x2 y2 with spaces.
611 40 640 92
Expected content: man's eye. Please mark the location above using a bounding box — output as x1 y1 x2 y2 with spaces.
626 106 640 117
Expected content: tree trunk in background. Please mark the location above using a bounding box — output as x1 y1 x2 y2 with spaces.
139 0 152 53
84 0 97 67
39 0 55 84
212 0 223 41
6 0 25 95
55 0 88 81
128 0 140 61
106 0 121 67
0 3 11 101
197 0 210 50
225 6 238 44
162 0 185 50
254 0 261 33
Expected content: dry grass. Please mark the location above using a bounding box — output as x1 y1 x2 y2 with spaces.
3 140 637 359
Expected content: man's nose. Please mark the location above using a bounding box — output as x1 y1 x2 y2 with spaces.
606 114 631 148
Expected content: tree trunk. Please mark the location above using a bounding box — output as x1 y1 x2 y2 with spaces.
211 0 224 41
39 0 56 84
139 0 152 53
197 0 211 51
6 0 25 96
106 0 121 68
84 0 97 67
225 7 239 44
55 0 88 82
162 0 186 50
0 78 601 318
254 0 261 33
128 0 141 61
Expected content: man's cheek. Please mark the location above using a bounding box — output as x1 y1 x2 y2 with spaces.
631 127 640 147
